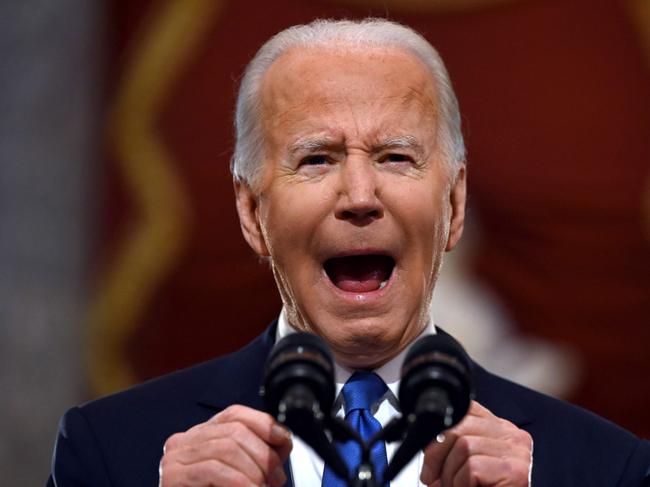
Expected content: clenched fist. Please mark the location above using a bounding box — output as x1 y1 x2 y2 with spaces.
421 401 533 487
159 405 292 487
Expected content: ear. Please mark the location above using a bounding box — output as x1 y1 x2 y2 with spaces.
445 164 467 252
234 180 270 257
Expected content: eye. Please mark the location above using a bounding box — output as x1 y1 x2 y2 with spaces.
301 155 328 166
382 153 412 164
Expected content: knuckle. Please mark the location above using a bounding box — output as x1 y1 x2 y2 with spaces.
215 406 236 422
158 463 178 487
497 416 513 429
159 454 174 471
465 454 484 474
217 404 249 423
227 404 246 415
518 429 533 447
163 432 184 452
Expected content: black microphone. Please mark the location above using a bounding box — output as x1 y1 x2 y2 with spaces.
383 333 473 482
262 332 349 480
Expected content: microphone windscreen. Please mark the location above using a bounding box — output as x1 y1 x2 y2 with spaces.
263 332 335 417
399 332 473 425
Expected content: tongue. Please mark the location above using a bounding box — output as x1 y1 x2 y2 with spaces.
326 255 392 293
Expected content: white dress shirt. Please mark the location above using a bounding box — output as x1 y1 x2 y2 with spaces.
276 309 435 486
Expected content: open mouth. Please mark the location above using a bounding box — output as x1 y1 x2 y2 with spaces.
323 254 395 293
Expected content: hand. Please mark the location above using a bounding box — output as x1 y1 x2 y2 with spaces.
420 401 532 487
159 404 293 487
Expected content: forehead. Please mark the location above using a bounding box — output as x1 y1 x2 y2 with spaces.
259 45 439 141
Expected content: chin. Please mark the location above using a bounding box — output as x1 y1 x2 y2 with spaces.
335 346 394 370
323 319 401 368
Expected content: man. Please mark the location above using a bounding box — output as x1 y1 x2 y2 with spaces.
48 19 650 486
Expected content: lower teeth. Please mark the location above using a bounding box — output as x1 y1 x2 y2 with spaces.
379 280 388 290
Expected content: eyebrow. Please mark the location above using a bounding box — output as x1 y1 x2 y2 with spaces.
376 135 425 157
288 137 341 155
287 134 424 156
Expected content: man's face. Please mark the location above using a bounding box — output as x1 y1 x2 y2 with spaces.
236 46 466 369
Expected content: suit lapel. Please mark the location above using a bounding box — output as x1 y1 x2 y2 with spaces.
196 321 277 412
471 363 532 428
193 321 296 485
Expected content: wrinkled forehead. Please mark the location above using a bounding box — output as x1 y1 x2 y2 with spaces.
259 44 440 141
265 45 436 107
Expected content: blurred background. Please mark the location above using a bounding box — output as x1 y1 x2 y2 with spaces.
1 0 649 484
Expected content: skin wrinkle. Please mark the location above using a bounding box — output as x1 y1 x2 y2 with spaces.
262 46 439 138
280 131 435 187
237 45 466 370
276 137 432 189
234 29 466 190
288 134 426 163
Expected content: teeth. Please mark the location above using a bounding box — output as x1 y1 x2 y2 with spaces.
379 280 388 290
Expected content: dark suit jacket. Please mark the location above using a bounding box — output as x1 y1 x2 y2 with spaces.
48 323 650 486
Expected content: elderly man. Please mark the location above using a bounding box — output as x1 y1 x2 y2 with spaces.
48 19 650 487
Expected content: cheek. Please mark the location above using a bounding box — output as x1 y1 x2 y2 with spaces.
398 195 450 268
262 193 327 260
397 189 446 231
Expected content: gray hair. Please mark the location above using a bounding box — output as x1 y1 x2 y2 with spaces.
231 18 465 187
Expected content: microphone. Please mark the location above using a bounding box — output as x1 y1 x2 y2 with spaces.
383 333 473 482
262 332 349 480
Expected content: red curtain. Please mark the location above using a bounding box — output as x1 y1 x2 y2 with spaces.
96 0 650 437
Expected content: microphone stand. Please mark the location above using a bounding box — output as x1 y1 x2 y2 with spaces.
325 412 431 487
336 417 411 487
327 417 383 487
350 431 387 487
281 394 451 487
360 411 450 486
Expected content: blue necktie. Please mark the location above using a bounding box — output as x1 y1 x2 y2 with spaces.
322 372 389 487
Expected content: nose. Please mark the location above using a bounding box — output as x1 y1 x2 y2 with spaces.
334 160 384 224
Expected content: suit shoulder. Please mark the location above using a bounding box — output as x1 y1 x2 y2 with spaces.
80 329 271 417
51 330 274 486
476 364 639 439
